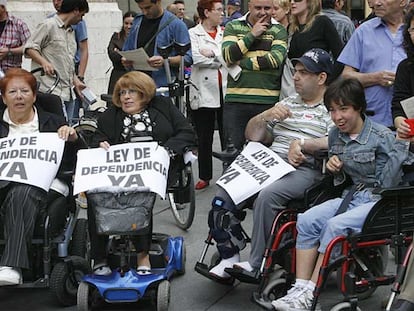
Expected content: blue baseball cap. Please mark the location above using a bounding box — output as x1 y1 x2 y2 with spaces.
292 48 334 75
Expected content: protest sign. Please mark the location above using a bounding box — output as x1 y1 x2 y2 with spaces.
0 133 64 191
216 142 295 204
74 141 170 198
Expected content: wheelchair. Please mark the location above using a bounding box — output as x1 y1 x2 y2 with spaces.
0 92 91 306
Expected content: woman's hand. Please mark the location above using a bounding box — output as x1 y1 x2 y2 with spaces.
99 141 111 150
288 140 306 167
58 125 78 142
326 155 343 174
395 116 412 139
200 48 215 58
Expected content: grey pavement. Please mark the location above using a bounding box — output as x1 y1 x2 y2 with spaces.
0 132 396 311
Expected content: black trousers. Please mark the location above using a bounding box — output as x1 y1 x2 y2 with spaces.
192 106 224 181
0 183 47 269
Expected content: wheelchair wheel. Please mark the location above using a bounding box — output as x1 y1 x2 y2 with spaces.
50 255 92 306
77 282 91 311
330 302 362 311
157 280 171 311
261 268 288 301
75 123 97 148
336 246 388 301
168 163 195 230
30 67 60 94
70 218 90 261
177 243 186 275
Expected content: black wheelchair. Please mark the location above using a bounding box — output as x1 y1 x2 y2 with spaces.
0 93 91 306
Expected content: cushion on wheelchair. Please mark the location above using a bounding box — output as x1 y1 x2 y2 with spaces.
86 191 156 235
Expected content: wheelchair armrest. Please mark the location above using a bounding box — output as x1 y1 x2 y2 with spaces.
372 185 414 197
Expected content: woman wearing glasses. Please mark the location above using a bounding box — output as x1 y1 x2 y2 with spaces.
189 0 227 190
88 71 196 276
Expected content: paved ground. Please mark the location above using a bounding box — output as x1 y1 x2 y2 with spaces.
0 133 400 311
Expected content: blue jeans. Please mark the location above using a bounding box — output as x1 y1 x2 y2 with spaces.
64 99 76 125
296 189 380 253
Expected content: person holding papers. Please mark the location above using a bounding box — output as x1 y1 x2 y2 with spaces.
88 71 196 276
122 0 190 88
272 78 411 311
0 68 79 286
207 48 335 281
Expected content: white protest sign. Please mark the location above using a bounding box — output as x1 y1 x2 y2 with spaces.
74 141 170 198
0 133 64 191
216 142 296 204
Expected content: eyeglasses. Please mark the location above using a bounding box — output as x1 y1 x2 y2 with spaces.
408 27 414 34
292 0 305 3
119 89 139 97
6 88 31 97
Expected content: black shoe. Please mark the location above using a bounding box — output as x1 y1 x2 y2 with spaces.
391 299 414 311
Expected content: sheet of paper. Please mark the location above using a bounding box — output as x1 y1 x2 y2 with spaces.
400 96 414 119
117 48 158 71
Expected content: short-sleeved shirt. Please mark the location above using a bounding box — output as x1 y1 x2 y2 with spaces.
0 14 31 72
72 20 88 64
338 17 406 127
24 15 76 101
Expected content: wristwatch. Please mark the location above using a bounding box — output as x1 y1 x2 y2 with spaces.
7 48 12 57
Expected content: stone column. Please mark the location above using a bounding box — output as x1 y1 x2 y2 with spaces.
8 0 122 102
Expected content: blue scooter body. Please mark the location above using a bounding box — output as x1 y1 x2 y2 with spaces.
81 236 184 303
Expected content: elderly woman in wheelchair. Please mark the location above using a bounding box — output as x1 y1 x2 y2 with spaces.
87 71 196 276
271 78 414 311
0 68 80 286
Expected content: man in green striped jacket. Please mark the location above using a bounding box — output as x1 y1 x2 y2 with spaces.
221 0 288 151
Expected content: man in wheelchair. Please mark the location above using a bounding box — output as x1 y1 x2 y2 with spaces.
207 48 336 280
0 68 81 286
86 71 196 275
271 78 413 311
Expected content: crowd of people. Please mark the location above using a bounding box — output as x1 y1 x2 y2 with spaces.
2 0 414 310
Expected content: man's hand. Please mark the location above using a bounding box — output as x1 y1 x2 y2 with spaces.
261 103 292 122
147 55 164 68
251 15 270 37
376 70 395 87
326 155 343 174
288 140 306 167
40 60 55 76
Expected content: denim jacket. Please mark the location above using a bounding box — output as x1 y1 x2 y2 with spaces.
328 116 410 188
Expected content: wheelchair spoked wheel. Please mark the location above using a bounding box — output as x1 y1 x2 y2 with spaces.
156 280 171 311
74 123 98 148
329 302 362 311
260 267 288 302
50 255 92 306
167 163 196 230
336 246 388 300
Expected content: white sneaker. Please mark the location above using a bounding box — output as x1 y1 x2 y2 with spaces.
93 264 111 276
209 253 240 279
233 261 254 272
137 265 151 275
271 286 321 311
0 266 22 286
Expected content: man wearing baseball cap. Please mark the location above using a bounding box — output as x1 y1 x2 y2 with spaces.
223 0 243 25
208 48 335 281
0 0 31 73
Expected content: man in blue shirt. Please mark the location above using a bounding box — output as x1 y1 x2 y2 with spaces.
338 0 406 128
223 0 243 26
122 0 190 88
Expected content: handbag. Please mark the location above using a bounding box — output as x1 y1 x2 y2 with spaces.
280 57 296 100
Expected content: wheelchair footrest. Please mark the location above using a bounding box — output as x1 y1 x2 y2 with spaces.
356 274 396 289
224 267 261 284
194 262 234 285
